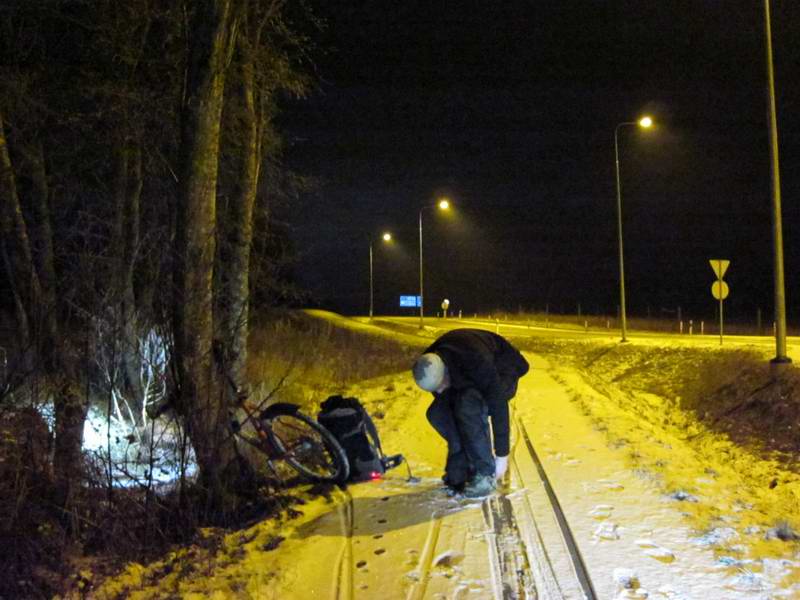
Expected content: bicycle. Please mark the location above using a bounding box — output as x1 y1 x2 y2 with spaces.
229 390 350 484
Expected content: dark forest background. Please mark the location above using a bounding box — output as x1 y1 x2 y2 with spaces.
0 1 321 595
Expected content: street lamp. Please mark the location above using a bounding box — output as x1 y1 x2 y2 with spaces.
419 198 451 328
369 231 393 320
763 0 791 367
614 116 653 342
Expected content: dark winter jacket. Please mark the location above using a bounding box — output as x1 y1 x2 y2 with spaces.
424 328 529 456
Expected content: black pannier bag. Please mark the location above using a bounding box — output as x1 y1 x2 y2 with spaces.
318 395 401 482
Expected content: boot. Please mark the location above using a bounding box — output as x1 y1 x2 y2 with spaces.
463 474 496 499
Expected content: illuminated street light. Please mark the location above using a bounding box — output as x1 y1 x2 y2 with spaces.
419 198 451 328
369 231 393 320
614 116 654 342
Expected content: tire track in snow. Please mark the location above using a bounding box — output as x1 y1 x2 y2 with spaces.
405 511 443 600
402 419 586 599
481 498 509 599
516 419 598 599
509 414 571 599
332 488 354 600
482 494 538 599
508 454 568 599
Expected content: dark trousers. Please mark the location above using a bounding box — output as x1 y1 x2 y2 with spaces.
426 388 494 482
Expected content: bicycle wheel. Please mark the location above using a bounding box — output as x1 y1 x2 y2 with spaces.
266 410 350 482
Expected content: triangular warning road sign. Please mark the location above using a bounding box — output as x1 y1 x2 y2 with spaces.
709 259 730 280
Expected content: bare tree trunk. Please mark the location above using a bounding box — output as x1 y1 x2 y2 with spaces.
26 140 58 344
0 110 39 349
111 143 129 281
218 32 260 383
52 371 89 510
1 111 87 509
125 144 142 307
174 0 242 512
123 143 143 396
22 142 89 508
111 140 145 408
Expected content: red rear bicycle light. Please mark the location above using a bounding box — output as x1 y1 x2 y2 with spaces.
370 471 382 480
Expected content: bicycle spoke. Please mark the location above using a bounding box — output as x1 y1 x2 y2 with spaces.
270 414 343 480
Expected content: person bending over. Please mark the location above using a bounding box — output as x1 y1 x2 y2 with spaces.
412 328 529 498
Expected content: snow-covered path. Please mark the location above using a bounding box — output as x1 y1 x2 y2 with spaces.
253 353 799 600
96 330 800 599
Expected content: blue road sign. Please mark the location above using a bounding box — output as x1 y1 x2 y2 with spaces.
400 295 421 308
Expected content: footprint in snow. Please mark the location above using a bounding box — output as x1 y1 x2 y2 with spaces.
667 490 698 503
727 570 767 593
717 556 745 567
612 569 651 598
635 540 676 563
612 567 640 590
613 590 648 599
405 548 419 567
433 550 465 568
761 557 798 580
644 548 675 564
589 505 614 520
691 527 738 546
602 481 625 491
655 584 691 600
587 479 624 492
594 522 620 540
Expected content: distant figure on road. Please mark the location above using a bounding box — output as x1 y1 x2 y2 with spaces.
412 328 529 498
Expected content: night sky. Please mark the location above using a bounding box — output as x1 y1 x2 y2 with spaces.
281 2 800 323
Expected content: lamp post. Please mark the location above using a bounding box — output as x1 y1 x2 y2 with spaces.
369 231 392 320
763 0 791 366
614 116 653 342
419 198 450 329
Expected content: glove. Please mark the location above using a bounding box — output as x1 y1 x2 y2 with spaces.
494 455 509 480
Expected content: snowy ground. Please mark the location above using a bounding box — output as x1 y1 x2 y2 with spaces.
95 318 800 599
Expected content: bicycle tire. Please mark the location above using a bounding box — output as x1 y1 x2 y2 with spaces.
266 410 350 483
